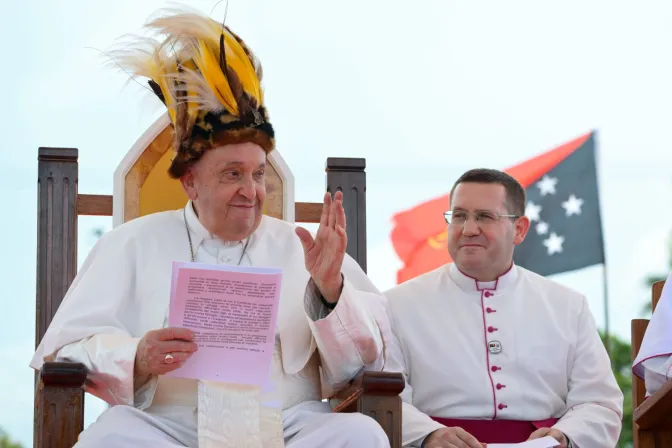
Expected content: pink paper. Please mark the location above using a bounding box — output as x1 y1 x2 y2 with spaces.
165 261 282 387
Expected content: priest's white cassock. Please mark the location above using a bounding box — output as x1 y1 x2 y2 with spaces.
30 202 390 447
633 272 672 396
382 263 624 448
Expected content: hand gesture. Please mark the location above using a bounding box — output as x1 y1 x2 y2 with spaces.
528 428 568 448
295 191 347 303
135 327 198 377
422 427 486 448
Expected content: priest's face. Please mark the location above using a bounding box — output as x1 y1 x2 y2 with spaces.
447 182 529 281
181 142 267 241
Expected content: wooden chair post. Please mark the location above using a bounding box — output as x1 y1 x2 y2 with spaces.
631 318 649 448
326 158 367 272
632 280 672 448
36 147 79 347
325 159 404 447
35 147 84 448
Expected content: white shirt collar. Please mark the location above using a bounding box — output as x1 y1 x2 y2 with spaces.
448 262 519 292
183 200 255 252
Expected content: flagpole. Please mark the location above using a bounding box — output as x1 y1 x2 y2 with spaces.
592 130 611 359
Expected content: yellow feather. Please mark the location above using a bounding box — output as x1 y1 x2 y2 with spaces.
191 39 238 115
112 7 268 123
142 8 264 108
222 31 262 103
153 47 177 122
159 78 177 123
181 59 199 124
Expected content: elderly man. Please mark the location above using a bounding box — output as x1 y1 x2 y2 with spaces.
30 8 389 448
633 272 672 396
384 168 623 448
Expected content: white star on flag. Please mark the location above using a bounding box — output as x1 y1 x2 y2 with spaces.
543 232 564 255
536 175 558 196
525 202 542 221
562 194 584 217
536 221 549 235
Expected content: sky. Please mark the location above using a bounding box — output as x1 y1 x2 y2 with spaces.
2 0 672 446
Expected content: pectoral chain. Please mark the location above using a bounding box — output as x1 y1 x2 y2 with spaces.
183 207 250 264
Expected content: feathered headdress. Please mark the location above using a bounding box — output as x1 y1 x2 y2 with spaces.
112 6 274 178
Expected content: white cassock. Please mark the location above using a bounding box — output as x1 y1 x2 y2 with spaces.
633 272 672 396
30 201 391 448
382 263 623 448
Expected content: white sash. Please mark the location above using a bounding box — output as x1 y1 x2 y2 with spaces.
196 333 285 447
197 381 284 447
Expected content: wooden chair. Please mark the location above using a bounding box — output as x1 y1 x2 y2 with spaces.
631 280 672 448
33 113 404 448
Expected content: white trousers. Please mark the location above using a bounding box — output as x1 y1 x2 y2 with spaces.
74 401 390 447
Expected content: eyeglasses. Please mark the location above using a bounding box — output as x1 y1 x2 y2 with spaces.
444 210 519 227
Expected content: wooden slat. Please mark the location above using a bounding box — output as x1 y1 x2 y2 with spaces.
295 202 322 223
634 378 672 429
77 193 323 223
78 194 112 216
632 319 650 408
652 280 665 311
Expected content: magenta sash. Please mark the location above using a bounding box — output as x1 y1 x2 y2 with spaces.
430 417 560 443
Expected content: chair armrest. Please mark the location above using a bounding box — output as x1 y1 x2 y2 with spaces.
332 372 405 448
634 377 672 429
35 362 87 448
332 371 405 411
40 361 88 387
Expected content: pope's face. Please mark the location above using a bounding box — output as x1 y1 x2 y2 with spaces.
181 142 266 241
447 182 529 281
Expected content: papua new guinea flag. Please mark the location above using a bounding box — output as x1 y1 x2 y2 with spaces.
390 131 604 283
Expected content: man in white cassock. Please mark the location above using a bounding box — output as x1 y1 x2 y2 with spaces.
382 169 623 448
29 8 390 448
633 272 672 396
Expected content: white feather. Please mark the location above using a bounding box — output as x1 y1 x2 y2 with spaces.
145 6 222 47
166 67 227 113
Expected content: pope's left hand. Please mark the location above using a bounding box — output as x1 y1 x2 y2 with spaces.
295 191 347 303
528 427 568 448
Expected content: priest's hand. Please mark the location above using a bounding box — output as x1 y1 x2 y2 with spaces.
135 328 198 377
422 427 486 448
528 427 568 448
295 191 347 304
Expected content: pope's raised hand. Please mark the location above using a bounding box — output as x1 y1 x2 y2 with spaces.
295 191 347 303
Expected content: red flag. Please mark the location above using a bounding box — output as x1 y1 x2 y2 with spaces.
390 131 593 284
